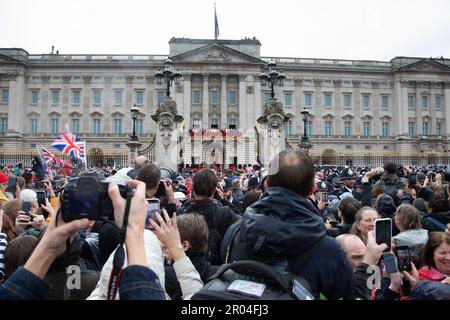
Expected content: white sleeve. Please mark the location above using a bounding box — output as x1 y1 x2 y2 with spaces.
172 256 204 300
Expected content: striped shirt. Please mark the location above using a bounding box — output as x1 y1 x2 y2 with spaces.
0 233 7 280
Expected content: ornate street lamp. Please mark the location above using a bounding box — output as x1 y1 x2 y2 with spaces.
126 103 142 166
130 104 139 141
259 60 286 99
300 108 312 153
155 58 183 97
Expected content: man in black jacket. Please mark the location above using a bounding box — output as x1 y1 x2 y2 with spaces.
178 169 240 265
327 197 361 237
237 150 354 300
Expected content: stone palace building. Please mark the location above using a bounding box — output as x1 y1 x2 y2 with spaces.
1 37 450 167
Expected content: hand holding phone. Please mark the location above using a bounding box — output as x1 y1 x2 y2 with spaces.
145 198 160 229
375 218 392 253
396 246 412 272
22 201 32 215
383 252 398 274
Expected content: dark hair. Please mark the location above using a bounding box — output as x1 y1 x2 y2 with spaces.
3 199 22 223
423 232 450 269
21 172 32 185
242 190 260 212
338 197 362 224
384 162 398 174
429 196 450 213
136 164 161 190
395 204 422 231
17 176 26 190
193 169 217 197
413 198 428 213
4 235 38 278
177 213 209 253
266 150 314 197
1 214 15 241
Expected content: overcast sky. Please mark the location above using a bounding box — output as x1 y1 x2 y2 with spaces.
1 0 449 61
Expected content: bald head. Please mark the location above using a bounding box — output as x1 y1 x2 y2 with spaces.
134 156 149 169
336 234 366 270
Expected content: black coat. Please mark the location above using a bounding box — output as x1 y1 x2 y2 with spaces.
31 156 46 180
164 253 218 300
237 187 354 300
327 222 353 238
178 198 240 265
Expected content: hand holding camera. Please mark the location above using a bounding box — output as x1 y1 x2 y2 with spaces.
24 197 90 279
108 179 148 267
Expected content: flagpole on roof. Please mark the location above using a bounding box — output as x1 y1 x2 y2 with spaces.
214 2 219 40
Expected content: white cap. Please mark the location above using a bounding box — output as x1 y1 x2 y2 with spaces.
174 191 186 201
20 189 37 202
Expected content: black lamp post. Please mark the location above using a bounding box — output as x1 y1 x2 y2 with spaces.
300 108 312 153
259 60 286 99
155 58 182 97
130 104 139 141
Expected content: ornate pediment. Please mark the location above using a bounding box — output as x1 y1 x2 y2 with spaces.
89 111 104 117
48 111 61 117
111 111 125 118
342 113 354 119
171 43 264 65
69 111 83 117
27 111 40 117
397 58 450 73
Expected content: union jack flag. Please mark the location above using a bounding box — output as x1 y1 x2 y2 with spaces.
51 127 85 161
42 147 63 166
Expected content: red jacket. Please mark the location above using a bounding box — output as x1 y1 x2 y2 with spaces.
419 266 447 281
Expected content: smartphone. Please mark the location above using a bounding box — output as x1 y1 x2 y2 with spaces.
36 190 47 208
396 246 412 272
321 192 329 202
145 198 160 229
375 218 392 252
22 201 32 215
6 177 17 194
383 252 398 274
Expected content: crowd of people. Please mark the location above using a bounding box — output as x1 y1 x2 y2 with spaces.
0 150 449 300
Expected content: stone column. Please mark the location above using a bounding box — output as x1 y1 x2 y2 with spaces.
202 74 209 129
61 75 71 126
334 80 342 133
415 82 424 138
104 75 113 133
253 75 262 123
182 74 191 165
238 75 247 130
444 81 450 140
400 81 409 136
124 76 134 134
82 76 92 132
182 74 191 132
7 72 26 134
220 75 227 129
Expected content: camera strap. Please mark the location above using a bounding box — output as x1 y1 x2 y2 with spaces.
107 187 133 300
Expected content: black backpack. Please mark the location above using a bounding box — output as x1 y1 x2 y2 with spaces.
381 181 398 199
191 260 314 300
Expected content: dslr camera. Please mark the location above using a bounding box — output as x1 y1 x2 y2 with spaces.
61 171 127 222
154 167 177 198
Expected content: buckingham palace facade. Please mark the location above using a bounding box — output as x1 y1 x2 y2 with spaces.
1 37 450 167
